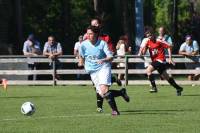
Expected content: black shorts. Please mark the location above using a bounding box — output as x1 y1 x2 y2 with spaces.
151 61 167 74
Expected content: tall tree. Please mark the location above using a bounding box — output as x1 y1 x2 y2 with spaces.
15 0 23 54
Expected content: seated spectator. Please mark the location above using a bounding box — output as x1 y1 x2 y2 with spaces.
43 35 63 80
23 34 41 80
179 35 200 80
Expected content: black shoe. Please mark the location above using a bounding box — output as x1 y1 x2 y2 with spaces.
176 87 183 96
149 87 158 93
121 88 130 102
116 79 122 86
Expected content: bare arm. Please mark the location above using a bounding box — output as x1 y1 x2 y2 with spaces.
167 46 175 65
179 51 198 56
78 56 84 67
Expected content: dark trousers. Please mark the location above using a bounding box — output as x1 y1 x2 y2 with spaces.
28 64 38 80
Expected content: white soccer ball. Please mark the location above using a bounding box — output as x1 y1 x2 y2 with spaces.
21 102 35 116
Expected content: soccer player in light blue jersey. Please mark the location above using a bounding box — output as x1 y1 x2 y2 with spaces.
79 26 129 116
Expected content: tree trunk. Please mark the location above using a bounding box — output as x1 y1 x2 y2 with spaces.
93 0 102 15
15 0 23 54
172 0 178 53
61 0 71 53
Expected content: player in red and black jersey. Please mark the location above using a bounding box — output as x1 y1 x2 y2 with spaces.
140 30 183 96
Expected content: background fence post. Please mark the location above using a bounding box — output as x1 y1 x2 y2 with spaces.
125 55 128 86
52 60 56 86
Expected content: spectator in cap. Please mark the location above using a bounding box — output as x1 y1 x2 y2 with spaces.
23 34 41 80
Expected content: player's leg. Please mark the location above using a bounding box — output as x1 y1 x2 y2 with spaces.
95 65 120 115
98 85 120 115
91 80 104 113
111 75 122 86
146 64 157 93
160 70 183 96
109 88 130 102
193 66 200 80
96 89 104 112
28 64 34 80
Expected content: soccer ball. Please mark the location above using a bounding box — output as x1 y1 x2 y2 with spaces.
21 102 35 116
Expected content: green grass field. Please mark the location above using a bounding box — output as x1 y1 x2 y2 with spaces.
0 85 200 133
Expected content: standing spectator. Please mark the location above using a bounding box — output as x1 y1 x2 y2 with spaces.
23 34 41 80
157 26 174 78
116 36 131 81
74 35 83 80
157 27 173 55
0 78 8 90
78 26 129 115
140 30 183 96
179 35 200 80
157 27 173 46
43 36 63 80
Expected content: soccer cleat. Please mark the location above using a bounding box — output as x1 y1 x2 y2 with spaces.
149 87 158 93
111 110 120 116
176 87 183 96
121 88 130 102
96 108 103 113
2 79 8 90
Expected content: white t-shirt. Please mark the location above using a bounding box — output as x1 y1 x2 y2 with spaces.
117 44 126 56
74 41 81 51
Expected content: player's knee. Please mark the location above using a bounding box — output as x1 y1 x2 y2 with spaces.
161 71 169 80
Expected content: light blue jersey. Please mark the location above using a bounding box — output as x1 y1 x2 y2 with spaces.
179 40 199 53
179 40 199 62
79 39 113 73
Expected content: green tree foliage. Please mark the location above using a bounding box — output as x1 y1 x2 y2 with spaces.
21 0 95 54
20 0 198 55
22 0 63 41
69 0 94 40
153 0 173 30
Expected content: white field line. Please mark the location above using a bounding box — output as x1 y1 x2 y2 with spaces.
0 113 111 122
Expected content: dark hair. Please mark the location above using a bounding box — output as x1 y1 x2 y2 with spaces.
91 17 102 25
87 25 100 34
27 34 35 41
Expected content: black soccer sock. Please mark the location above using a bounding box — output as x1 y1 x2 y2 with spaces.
148 74 157 88
104 91 118 111
167 78 182 90
0 80 2 84
109 90 122 97
96 93 103 108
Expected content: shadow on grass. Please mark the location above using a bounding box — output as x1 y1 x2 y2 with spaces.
0 96 54 99
121 109 191 115
182 94 200 97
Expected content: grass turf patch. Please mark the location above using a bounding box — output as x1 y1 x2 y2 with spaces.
0 85 200 133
